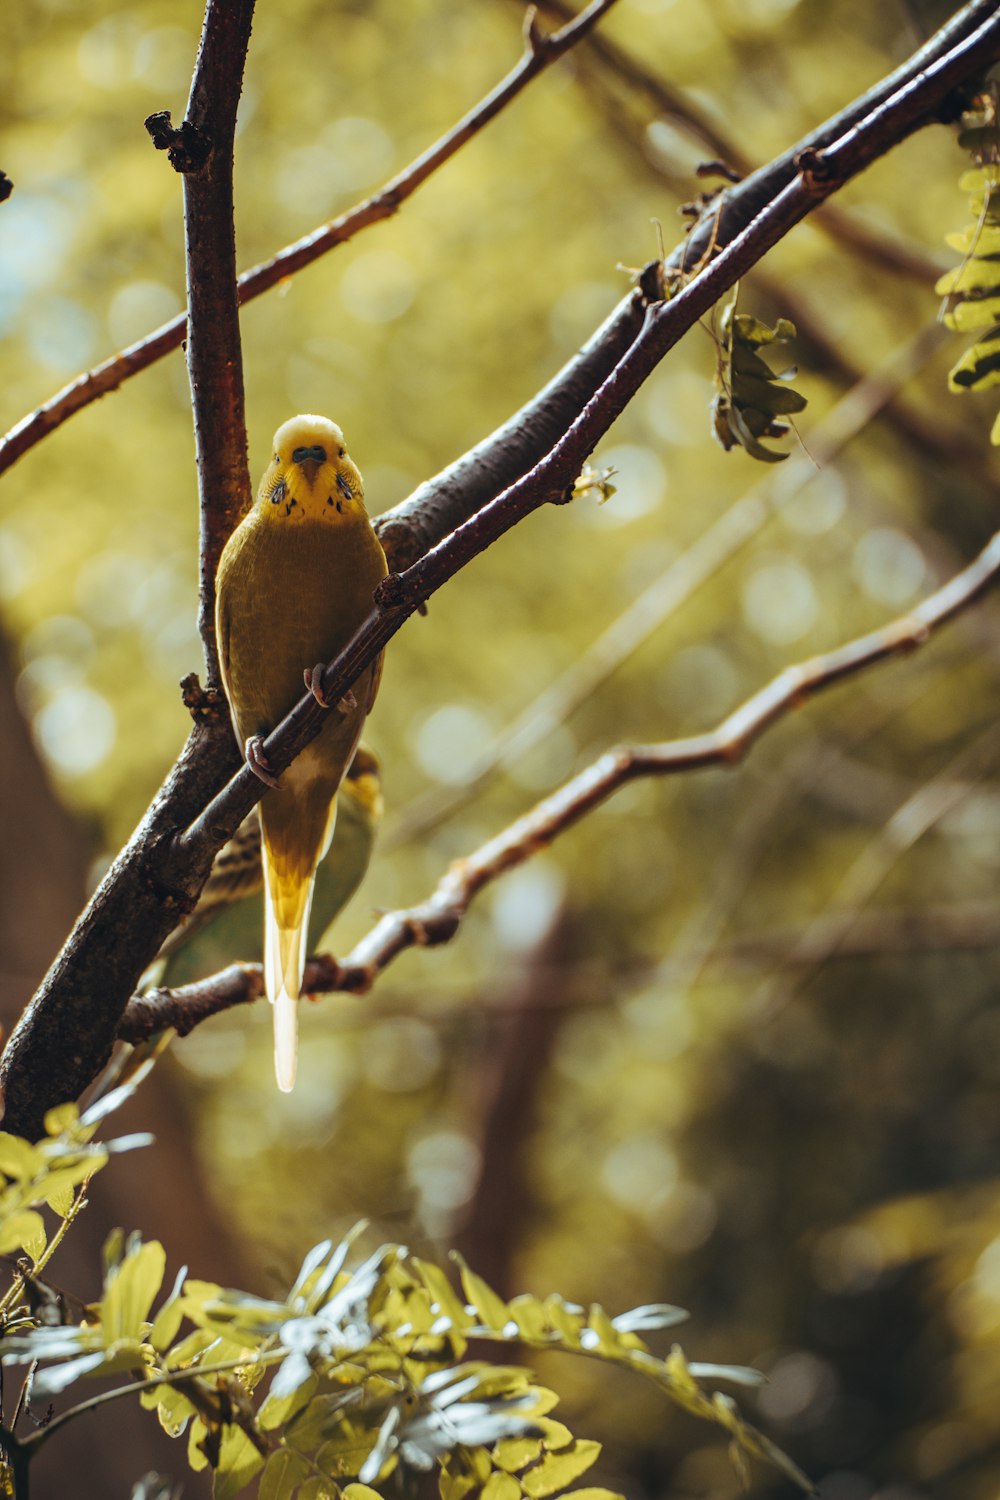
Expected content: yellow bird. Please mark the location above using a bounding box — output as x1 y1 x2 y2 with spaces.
215 415 388 1091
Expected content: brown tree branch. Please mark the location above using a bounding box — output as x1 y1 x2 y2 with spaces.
158 0 256 684
119 897 1000 1044
118 512 1000 1043
0 0 256 1139
5 4 997 1137
0 0 620 493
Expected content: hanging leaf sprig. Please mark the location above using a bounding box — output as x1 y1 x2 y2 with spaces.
937 87 1000 442
711 298 807 463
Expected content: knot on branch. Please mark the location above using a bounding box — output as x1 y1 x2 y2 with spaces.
794 144 839 196
374 571 421 610
0 172 12 205
144 111 213 173
180 672 227 721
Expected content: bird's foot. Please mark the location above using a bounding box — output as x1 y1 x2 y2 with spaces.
304 667 358 718
304 664 330 707
244 735 282 789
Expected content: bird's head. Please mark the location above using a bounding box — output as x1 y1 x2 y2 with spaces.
261 414 365 517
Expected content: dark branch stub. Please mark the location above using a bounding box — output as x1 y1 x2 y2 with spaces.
143 110 213 173
0 172 13 204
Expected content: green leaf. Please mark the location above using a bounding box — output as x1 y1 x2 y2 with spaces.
300 1482 341 1500
259 1449 310 1500
258 1372 319 1433
343 1486 386 1500
493 1438 544 1475
412 1257 472 1329
565 1490 627 1500
213 1426 267 1500
101 1239 166 1344
948 331 1000 390
936 258 1000 295
519 1441 602 1498
439 1458 480 1500
946 223 1000 255
542 1296 583 1346
150 1264 188 1352
506 1295 548 1341
481 1473 520 1500
0 1136 39 1180
453 1254 510 1332
945 294 1000 332
535 1420 573 1450
43 1104 79 1137
0 1210 46 1257
142 1383 199 1438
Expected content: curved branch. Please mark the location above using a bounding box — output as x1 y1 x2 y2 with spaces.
0 0 620 494
119 515 1000 1042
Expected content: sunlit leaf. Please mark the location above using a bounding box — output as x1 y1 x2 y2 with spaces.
0 1210 46 1258
213 1424 267 1500
519 1440 602 1498
101 1238 166 1344
453 1254 509 1332
259 1448 310 1500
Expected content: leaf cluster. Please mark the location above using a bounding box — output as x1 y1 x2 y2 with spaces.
0 1193 811 1500
938 91 1000 440
710 302 808 464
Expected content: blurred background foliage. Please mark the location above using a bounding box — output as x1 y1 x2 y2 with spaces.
3 0 1000 1496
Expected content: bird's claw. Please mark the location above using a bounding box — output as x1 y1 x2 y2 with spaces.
245 735 282 789
304 664 330 707
304 666 358 717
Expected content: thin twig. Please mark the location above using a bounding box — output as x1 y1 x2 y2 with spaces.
0 0 620 489
118 515 1000 1040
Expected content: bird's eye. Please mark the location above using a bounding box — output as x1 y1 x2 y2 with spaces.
338 447 345 457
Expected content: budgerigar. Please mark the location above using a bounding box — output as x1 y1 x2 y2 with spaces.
215 416 387 1090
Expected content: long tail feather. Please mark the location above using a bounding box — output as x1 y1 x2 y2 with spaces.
261 842 317 1092
273 987 298 1093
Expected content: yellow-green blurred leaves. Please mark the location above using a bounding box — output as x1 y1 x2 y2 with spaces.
940 97 1000 441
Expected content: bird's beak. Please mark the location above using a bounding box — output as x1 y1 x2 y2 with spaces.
291 443 327 484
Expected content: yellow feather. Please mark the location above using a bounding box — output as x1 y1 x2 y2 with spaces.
215 415 388 1090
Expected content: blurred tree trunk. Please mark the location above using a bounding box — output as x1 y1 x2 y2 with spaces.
457 904 576 1295
0 627 241 1495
